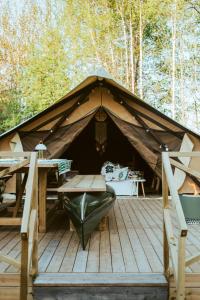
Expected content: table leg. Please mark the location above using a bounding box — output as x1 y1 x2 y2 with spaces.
38 169 48 233
141 182 145 197
136 181 139 197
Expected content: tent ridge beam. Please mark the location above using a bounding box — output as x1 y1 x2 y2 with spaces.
112 94 167 151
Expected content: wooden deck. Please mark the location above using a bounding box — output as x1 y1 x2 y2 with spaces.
1 197 200 299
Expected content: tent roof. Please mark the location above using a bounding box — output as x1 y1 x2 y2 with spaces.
0 74 199 139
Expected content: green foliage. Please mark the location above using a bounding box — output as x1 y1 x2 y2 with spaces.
0 0 199 134
18 29 69 119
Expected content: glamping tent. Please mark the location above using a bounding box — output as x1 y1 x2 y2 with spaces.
0 74 200 193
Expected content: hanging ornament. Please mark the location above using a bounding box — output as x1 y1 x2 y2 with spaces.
95 109 107 155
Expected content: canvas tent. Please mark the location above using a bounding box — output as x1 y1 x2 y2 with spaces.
0 74 200 193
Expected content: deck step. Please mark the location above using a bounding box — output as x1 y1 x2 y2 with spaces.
33 273 168 300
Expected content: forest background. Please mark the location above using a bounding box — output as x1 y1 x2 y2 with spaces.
0 0 199 134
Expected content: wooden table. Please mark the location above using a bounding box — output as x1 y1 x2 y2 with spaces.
58 175 106 193
0 161 59 233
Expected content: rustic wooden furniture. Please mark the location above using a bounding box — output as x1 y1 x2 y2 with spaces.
58 175 106 193
0 159 60 233
162 151 200 300
0 151 38 300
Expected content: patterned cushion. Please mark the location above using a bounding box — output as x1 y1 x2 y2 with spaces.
112 167 128 181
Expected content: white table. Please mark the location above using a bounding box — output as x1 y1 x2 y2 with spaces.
107 178 146 197
132 179 146 197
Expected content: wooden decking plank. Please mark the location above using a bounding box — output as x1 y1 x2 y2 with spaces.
109 208 125 273
6 232 45 273
99 230 112 272
118 199 151 272
0 228 12 242
34 272 167 286
73 239 90 272
39 228 66 272
143 199 193 272
133 199 163 262
59 232 80 272
125 199 163 272
86 231 100 272
114 201 138 272
0 234 20 272
0 231 18 250
46 230 73 272
1 239 21 272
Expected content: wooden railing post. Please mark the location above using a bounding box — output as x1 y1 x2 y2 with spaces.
162 163 170 278
20 236 28 300
31 157 38 277
177 236 186 300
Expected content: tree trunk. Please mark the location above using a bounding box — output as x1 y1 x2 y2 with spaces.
129 13 135 93
171 1 177 119
119 3 129 86
139 0 143 99
179 40 187 124
193 53 199 131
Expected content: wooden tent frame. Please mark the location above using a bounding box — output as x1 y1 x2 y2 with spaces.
162 151 200 300
0 152 38 300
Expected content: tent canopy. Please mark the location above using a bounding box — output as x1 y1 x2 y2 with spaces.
0 74 200 192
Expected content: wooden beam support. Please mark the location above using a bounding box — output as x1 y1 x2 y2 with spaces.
0 159 29 178
21 91 90 135
112 94 167 151
0 152 31 158
177 236 186 299
170 158 200 180
0 217 22 225
43 93 89 143
110 89 183 140
163 209 178 281
162 152 187 235
21 152 37 237
28 209 37 273
169 152 200 157
185 253 200 267
13 173 28 217
0 253 20 269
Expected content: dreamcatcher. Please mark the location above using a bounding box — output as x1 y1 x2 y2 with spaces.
95 108 107 155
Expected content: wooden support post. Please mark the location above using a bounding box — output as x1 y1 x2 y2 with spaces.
13 173 28 217
32 163 38 276
162 164 170 278
20 237 28 300
16 173 22 201
177 236 186 300
38 169 48 233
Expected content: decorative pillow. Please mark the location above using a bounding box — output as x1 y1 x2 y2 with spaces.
112 167 128 181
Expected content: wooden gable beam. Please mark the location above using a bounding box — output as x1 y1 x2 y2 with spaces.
43 92 89 143
20 91 90 138
171 157 200 189
104 82 183 140
112 94 168 151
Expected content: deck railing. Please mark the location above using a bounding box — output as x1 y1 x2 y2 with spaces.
0 151 38 300
162 151 200 300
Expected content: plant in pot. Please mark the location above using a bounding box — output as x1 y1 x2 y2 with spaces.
179 183 200 223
